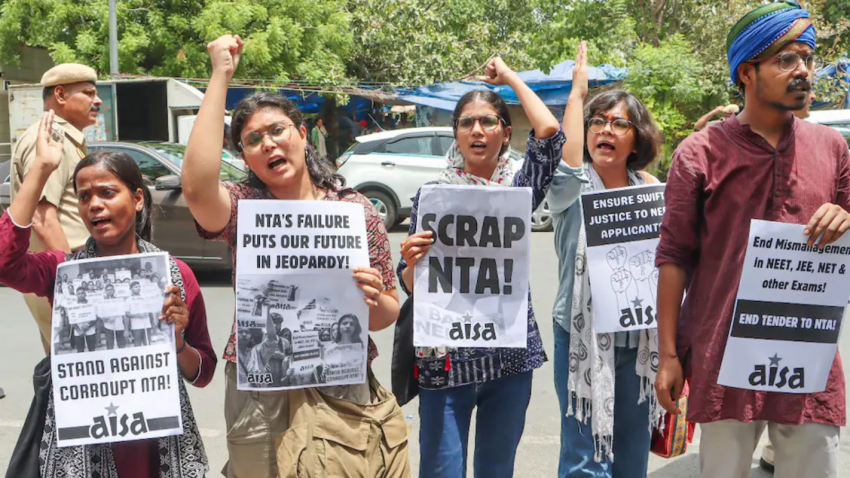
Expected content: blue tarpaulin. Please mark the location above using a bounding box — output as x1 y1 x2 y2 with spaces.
814 58 850 109
398 60 628 111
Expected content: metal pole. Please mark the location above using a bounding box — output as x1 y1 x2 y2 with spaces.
108 0 118 76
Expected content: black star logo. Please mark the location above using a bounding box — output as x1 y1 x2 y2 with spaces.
631 297 644 309
105 402 119 416
768 354 782 367
461 312 473 323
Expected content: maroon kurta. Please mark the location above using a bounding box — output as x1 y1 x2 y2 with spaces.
656 115 849 426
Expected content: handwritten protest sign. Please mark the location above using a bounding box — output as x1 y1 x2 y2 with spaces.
234 200 371 391
413 185 531 348
51 252 181 448
718 220 850 393
580 184 666 333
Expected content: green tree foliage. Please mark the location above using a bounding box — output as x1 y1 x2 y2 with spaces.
0 0 353 84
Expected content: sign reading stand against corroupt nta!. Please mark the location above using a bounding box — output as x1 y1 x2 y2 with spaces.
580 183 666 334
413 185 531 348
234 200 371 391
51 252 181 448
718 220 850 394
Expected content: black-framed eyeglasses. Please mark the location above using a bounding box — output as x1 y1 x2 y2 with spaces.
455 115 504 132
588 117 634 136
750 51 815 73
239 122 295 153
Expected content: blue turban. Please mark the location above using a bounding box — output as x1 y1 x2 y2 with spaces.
727 1 816 85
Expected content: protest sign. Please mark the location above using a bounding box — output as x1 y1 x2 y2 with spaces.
234 200 371 391
116 270 131 282
51 252 181 447
66 302 97 325
412 185 531 348
580 184 666 334
717 220 850 394
127 295 162 315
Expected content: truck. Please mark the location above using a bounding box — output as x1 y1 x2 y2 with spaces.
8 77 207 146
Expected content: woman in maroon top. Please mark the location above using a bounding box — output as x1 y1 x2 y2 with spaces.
183 35 402 477
0 111 216 477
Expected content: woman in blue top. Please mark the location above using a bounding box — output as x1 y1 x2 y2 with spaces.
546 42 663 478
397 57 564 478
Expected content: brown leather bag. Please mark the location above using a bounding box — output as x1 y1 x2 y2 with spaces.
275 373 411 478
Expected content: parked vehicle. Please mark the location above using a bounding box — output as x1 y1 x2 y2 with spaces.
336 127 553 231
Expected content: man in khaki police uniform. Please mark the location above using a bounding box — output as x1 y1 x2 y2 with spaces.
10 63 102 354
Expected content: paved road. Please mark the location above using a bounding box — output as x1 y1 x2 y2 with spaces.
1 229 847 476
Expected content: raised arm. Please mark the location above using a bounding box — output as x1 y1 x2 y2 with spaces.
694 106 725 132
481 58 559 139
183 34 244 234
562 41 588 169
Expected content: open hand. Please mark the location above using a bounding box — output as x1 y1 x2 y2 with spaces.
571 41 589 100
479 57 516 86
36 110 64 172
207 34 244 79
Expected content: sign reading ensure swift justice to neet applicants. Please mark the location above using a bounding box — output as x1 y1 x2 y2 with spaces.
718 220 850 394
234 200 371 391
51 252 181 448
580 184 666 334
413 185 531 348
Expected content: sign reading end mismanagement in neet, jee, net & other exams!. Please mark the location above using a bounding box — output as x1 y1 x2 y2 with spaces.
50 252 182 448
234 200 371 391
718 220 850 394
580 183 666 334
413 185 532 348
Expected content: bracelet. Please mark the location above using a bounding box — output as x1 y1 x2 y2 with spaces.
176 340 188 354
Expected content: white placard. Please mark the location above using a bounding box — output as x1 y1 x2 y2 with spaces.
97 298 128 318
234 200 371 391
51 252 180 447
717 220 850 393
413 185 531 348
115 270 131 282
66 302 97 325
580 184 666 333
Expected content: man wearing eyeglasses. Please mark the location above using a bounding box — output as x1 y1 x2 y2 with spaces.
655 2 848 477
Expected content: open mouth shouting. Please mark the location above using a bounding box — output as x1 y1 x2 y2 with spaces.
469 140 487 154
596 139 616 153
90 216 112 231
268 155 288 171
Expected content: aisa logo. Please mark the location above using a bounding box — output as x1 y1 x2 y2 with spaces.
748 354 805 390
89 403 150 439
449 313 497 342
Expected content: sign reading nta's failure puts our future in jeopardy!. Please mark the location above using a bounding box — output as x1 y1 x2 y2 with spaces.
413 185 532 348
580 184 666 334
718 220 850 394
234 200 371 391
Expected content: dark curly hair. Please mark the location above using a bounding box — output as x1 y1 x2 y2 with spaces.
583 90 662 171
230 92 344 191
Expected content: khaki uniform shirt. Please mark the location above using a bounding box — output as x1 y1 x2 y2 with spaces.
11 114 89 252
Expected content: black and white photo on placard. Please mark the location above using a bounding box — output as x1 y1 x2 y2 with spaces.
234 200 372 391
51 252 183 448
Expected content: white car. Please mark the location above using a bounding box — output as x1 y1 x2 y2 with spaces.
336 127 553 231
807 109 850 149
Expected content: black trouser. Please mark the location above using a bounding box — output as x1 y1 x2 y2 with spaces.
105 329 126 349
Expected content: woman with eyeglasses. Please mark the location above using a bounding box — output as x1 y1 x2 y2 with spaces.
398 57 563 478
182 35 404 477
546 42 663 478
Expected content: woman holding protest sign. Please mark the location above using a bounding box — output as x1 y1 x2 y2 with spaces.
546 42 663 478
397 57 563 478
0 111 216 477
183 34 408 477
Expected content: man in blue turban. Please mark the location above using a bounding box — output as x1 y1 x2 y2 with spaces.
656 2 848 478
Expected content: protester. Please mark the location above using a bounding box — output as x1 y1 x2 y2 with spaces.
655 3 847 478
0 112 216 476
10 64 102 355
542 41 663 478
335 314 363 345
311 118 328 159
71 286 98 352
183 34 405 477
97 283 129 350
397 57 562 478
